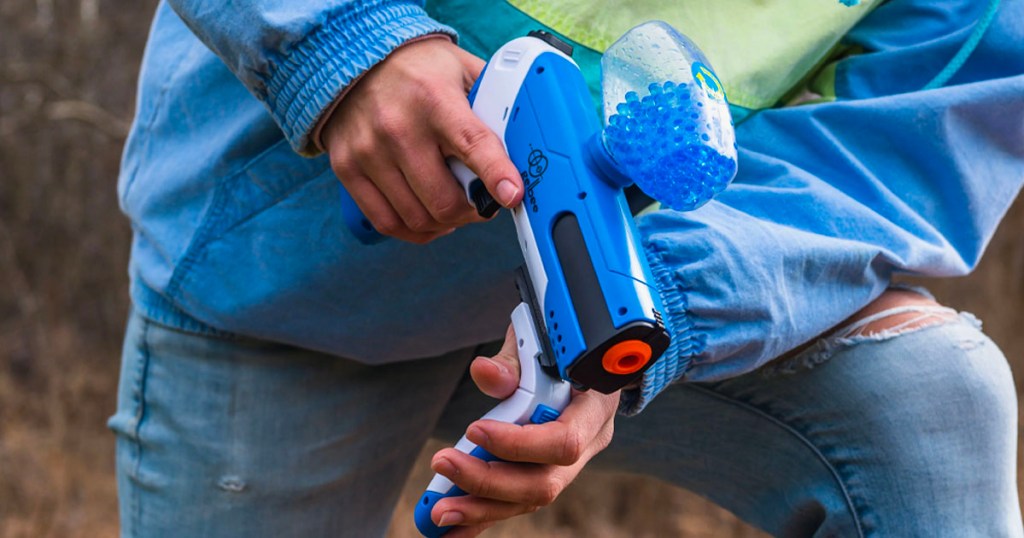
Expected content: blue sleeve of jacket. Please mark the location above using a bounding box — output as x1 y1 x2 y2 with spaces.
165 0 456 154
623 0 1024 414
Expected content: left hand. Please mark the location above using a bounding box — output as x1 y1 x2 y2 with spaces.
429 324 621 536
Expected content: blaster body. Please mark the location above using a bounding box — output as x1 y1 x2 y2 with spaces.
455 33 671 393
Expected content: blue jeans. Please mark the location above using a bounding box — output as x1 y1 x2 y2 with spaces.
109 307 1022 537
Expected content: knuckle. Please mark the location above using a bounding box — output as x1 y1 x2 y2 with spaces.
453 124 492 156
473 473 498 500
559 430 584 464
375 108 407 139
430 193 470 223
535 477 562 506
415 79 447 108
508 436 529 462
328 149 355 177
596 427 613 451
350 137 376 161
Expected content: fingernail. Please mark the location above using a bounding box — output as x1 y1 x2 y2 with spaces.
438 511 464 527
466 425 489 446
432 456 456 477
496 179 519 207
483 356 508 375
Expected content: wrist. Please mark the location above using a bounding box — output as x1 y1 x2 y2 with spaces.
313 33 456 153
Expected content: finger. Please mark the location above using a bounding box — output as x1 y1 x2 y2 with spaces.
466 390 619 466
433 496 538 528
444 522 495 538
340 175 450 244
359 159 451 236
433 101 522 209
454 48 486 90
469 323 521 399
394 140 481 226
432 449 579 506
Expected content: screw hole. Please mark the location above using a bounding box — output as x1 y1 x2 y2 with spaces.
577 192 587 200
618 307 627 316
536 66 545 74
518 338 524 347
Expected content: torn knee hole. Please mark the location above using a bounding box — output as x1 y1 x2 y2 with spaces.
839 306 960 339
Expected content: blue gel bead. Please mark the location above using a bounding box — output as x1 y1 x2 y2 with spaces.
604 81 737 211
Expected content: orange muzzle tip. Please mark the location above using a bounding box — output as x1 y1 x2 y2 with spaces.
601 340 653 375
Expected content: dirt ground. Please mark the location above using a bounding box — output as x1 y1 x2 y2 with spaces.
1 1 1021 537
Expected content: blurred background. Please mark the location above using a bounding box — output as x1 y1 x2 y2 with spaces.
1 1 1021 537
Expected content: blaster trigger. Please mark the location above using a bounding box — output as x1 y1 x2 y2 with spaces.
467 178 500 218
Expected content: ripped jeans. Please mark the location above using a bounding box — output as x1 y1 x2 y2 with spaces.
109 296 1022 537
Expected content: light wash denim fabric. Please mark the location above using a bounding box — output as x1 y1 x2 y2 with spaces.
109 305 1023 537
120 0 1024 414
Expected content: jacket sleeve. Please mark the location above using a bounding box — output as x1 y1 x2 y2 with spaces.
165 0 456 154
623 0 1024 414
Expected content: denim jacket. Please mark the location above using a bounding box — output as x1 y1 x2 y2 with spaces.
120 0 1024 414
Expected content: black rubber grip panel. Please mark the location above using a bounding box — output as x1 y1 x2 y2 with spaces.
551 213 667 393
515 267 560 379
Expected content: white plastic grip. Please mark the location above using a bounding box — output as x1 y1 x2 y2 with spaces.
423 302 572 495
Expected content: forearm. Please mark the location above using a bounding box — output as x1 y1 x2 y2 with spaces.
623 0 1024 414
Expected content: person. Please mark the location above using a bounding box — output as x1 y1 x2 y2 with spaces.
108 0 1024 536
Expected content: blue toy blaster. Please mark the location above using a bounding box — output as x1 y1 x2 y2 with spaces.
338 24 737 537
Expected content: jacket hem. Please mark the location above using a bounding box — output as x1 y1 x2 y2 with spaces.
130 278 240 340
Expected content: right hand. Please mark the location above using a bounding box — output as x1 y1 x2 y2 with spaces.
322 37 523 244
427 325 620 536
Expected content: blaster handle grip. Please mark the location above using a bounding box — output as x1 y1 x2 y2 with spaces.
414 303 571 537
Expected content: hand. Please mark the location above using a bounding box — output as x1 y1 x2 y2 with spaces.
429 324 621 536
322 37 523 244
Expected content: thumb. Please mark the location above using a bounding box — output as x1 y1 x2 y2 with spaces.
470 323 522 399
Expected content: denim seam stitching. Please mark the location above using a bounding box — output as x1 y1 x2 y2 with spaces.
129 316 152 537
210 165 329 241
689 383 867 537
162 138 292 301
165 166 330 314
164 177 232 301
129 277 242 340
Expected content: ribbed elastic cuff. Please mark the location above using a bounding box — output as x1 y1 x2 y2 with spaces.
618 242 707 416
265 1 457 155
